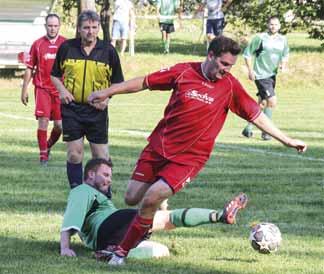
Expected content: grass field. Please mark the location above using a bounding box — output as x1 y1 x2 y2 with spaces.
0 19 324 274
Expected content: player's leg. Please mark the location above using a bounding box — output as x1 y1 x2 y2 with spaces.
160 23 167 52
47 95 62 158
258 77 276 140
61 103 85 187
214 18 225 37
109 159 202 265
120 21 129 56
34 88 51 165
66 138 84 188
242 80 265 138
164 24 175 54
153 193 248 231
111 20 119 48
87 108 111 195
38 117 50 165
206 19 216 43
109 178 173 265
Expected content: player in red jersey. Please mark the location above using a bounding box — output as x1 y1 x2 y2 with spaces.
88 36 307 265
21 14 66 166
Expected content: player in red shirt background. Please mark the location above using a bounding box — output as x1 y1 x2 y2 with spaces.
88 36 307 265
21 14 66 166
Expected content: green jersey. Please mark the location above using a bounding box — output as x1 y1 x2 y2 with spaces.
61 184 118 250
157 0 179 24
243 32 289 80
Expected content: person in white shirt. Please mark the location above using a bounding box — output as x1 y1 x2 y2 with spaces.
111 0 135 56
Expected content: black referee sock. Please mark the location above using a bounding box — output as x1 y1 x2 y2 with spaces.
66 161 83 189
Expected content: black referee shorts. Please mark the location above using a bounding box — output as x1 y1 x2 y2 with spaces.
61 102 108 144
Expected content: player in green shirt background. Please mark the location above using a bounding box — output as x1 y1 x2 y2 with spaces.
60 158 247 260
242 16 289 140
157 0 181 54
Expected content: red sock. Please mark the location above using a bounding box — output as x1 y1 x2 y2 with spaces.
37 129 48 160
118 214 153 255
47 127 61 149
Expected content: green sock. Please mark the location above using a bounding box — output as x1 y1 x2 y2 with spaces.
165 41 170 52
263 107 272 120
170 208 217 227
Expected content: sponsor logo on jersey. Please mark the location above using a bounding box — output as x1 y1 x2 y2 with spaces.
185 89 214 104
44 53 56 60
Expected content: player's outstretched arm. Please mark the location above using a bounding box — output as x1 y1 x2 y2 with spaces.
252 112 307 153
60 230 77 257
88 76 147 104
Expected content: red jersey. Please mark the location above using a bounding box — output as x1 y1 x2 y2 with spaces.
145 62 261 166
26 35 66 95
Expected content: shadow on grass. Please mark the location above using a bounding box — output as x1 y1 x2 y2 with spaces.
0 236 242 274
290 44 324 53
1 135 324 236
135 37 206 56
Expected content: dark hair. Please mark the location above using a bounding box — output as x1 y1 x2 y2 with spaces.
207 36 241 57
84 158 113 180
77 10 100 27
45 13 60 24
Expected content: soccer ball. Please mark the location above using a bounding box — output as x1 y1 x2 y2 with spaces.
249 222 282 254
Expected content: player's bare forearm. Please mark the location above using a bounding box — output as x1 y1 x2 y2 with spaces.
21 68 33 105
252 113 307 152
88 76 147 103
60 230 77 257
51 76 75 104
244 57 255 80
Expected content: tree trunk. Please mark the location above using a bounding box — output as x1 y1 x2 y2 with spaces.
80 0 96 12
100 0 111 42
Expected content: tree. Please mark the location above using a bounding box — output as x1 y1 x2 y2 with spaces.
169 0 324 45
58 0 111 42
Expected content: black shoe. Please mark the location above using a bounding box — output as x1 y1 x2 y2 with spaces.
242 128 253 138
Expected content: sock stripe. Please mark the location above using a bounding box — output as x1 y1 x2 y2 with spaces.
181 208 190 227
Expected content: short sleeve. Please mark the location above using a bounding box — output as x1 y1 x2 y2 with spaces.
26 42 37 69
229 78 261 122
282 37 289 60
61 186 96 232
145 63 185 91
51 41 66 78
243 35 262 59
109 46 124 84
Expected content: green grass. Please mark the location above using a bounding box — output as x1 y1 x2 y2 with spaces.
0 20 324 274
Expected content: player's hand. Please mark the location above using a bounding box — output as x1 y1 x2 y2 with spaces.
60 90 75 104
21 92 28 106
287 139 307 153
90 98 109 111
248 71 255 81
280 65 288 73
60 247 77 257
88 91 108 104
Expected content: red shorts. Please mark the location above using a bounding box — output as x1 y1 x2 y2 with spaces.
34 88 61 120
131 145 204 193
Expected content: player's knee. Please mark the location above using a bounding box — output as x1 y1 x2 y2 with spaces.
124 191 140 206
67 149 83 163
267 100 277 108
54 123 62 132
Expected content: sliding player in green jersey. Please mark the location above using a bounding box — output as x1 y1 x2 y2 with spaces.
60 158 247 259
